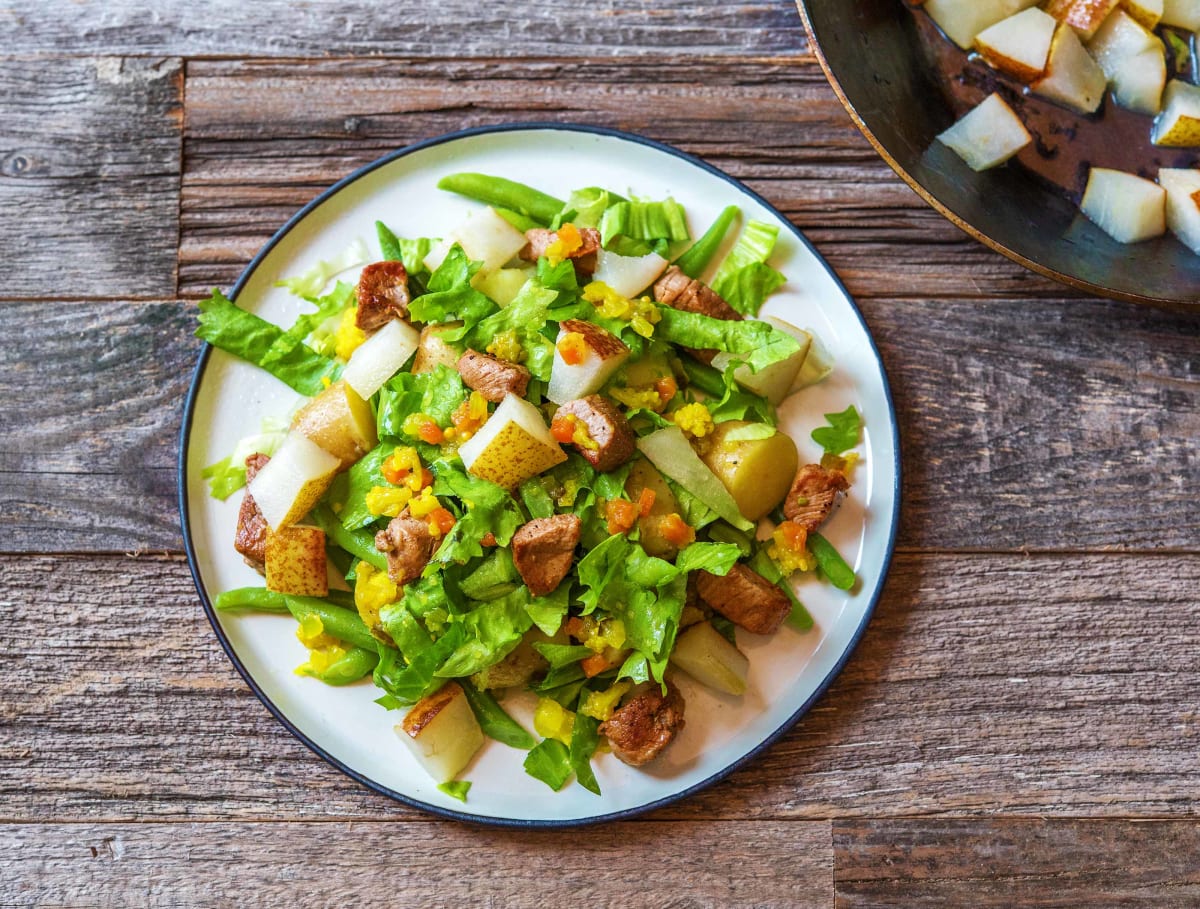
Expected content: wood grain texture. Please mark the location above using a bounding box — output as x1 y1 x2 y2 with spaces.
178 57 1072 302
835 819 1200 907
0 301 198 553
0 819 832 909
4 293 1192 554
7 1 809 58
5 553 1199 822
0 58 182 299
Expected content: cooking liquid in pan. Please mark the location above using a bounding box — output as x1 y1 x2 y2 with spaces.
910 7 1200 203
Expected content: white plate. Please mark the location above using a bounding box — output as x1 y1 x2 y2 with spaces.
180 124 900 826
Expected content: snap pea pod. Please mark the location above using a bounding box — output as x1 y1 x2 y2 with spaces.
309 503 388 572
215 587 355 613
809 533 856 591
305 646 379 686
460 682 537 749
679 358 727 398
437 173 564 226
674 205 739 279
749 547 814 631
284 596 379 652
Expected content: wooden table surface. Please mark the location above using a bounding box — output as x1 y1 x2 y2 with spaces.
3 2 1199 905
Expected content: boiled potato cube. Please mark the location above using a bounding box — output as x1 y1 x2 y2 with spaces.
472 268 532 307
397 681 485 783
1080 167 1166 242
1158 168 1200 254
670 621 750 696
699 421 799 522
290 380 377 470
247 433 341 531
936 93 1033 171
457 393 567 490
411 322 464 375
265 524 329 597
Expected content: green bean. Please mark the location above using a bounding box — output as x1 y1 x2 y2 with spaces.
460 682 536 749
284 596 379 652
493 207 541 233
437 173 564 226
809 533 856 591
674 205 739 279
213 587 289 613
680 358 727 398
748 548 815 631
307 646 379 686
706 523 754 558
309 504 388 572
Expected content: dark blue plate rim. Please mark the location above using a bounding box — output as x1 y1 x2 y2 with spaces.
178 121 903 828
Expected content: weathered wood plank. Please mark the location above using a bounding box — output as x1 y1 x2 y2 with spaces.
1 820 832 908
3 292 1193 553
0 302 198 553
834 819 1200 907
178 58 1069 301
7 1 809 58
5 553 1200 822
0 57 181 299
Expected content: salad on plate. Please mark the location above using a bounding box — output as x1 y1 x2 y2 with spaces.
196 171 861 801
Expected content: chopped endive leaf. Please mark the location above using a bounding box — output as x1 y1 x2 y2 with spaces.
460 682 536 749
711 220 778 287
655 308 801 376
202 417 288 500
721 422 776 443
524 738 573 791
599 198 690 246
710 221 786 316
438 780 471 802
811 405 860 455
375 221 437 275
275 238 369 299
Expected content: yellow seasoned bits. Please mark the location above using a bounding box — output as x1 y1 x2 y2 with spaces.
608 385 663 412
486 329 525 364
544 223 583 265
294 614 347 678
365 485 413 518
767 523 815 575
407 488 440 518
672 402 715 439
534 697 576 746
579 680 632 722
354 561 400 632
334 307 367 360
582 282 661 338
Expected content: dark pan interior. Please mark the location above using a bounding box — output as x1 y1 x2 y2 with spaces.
800 0 1200 307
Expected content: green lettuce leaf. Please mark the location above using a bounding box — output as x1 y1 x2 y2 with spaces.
654 308 801 375
569 713 602 796
525 583 572 637
195 290 338 395
435 588 534 678
337 443 392 531
407 244 498 325
287 281 356 358
599 198 690 246
811 405 861 455
430 462 525 567
460 682 536 749
437 780 471 802
523 738 573 791
376 221 437 274
275 238 369 299
201 416 288 500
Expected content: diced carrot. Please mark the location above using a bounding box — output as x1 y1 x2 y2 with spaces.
778 521 807 551
417 421 444 445
605 499 638 535
581 651 616 678
565 616 587 640
557 332 588 366
659 513 696 548
381 461 408 485
550 412 576 444
637 487 656 517
429 507 456 536
480 532 497 548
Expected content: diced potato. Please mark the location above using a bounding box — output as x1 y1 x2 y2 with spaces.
457 393 567 490
625 458 684 558
1152 79 1200 146
1080 167 1167 242
923 0 1040 49
423 207 527 275
290 380 377 469
637 426 753 531
247 432 341 531
1032 24 1108 113
1045 0 1121 39
1158 168 1200 254
710 316 812 405
590 248 670 298
341 318 420 399
411 322 464 375
265 524 329 597
473 268 532 306
698 421 799 522
546 320 630 405
670 621 750 696
975 7 1059 81
1161 0 1200 28
397 682 485 783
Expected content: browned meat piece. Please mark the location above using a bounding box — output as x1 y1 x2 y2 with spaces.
555 395 636 472
784 463 850 532
511 514 582 596
520 226 602 276
356 261 411 331
456 349 532 402
234 453 271 572
652 265 742 363
599 683 686 766
695 564 791 636
374 509 436 586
